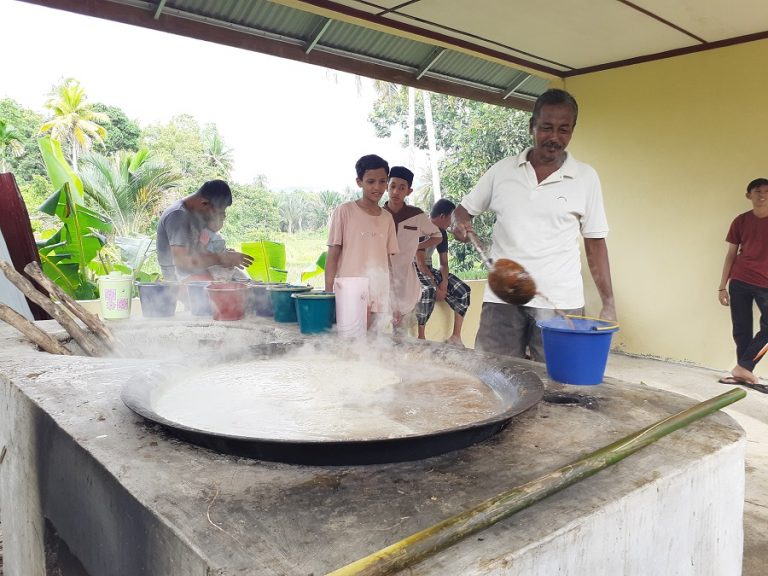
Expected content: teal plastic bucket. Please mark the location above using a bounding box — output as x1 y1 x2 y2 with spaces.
536 315 620 385
267 285 313 322
292 292 335 334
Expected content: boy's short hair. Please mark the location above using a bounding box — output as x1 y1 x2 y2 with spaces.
431 198 456 218
389 166 414 187
747 178 768 193
197 179 233 209
355 154 389 180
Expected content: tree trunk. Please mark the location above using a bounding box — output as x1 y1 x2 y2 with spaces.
407 88 416 168
423 92 441 202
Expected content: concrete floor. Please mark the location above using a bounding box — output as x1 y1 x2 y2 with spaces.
604 352 768 576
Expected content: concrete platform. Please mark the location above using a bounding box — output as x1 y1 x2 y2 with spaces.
0 318 748 575
604 354 768 576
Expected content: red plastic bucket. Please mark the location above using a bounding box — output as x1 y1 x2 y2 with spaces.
205 282 249 321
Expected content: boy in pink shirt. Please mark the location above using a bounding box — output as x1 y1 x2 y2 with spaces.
325 154 399 331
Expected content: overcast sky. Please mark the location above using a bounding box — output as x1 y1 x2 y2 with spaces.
0 0 412 191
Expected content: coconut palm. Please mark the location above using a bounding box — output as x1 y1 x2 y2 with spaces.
422 90 441 201
79 148 181 237
202 124 234 175
278 190 311 233
0 118 24 173
40 78 109 171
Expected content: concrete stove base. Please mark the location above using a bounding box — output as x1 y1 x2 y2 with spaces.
0 318 745 575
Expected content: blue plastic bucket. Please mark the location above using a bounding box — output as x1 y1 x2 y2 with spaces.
292 292 335 334
185 281 212 316
136 282 179 318
267 285 313 323
536 315 620 385
246 282 285 317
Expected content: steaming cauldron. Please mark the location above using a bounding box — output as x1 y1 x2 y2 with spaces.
122 338 543 465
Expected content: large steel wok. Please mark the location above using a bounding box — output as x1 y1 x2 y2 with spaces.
122 338 544 465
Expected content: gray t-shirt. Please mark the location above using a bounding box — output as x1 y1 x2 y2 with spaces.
156 200 205 281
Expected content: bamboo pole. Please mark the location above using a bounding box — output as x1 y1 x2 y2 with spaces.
327 388 747 576
24 261 115 348
0 303 72 355
0 260 107 356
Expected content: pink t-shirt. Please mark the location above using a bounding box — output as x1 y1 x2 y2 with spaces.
726 210 768 288
327 201 399 311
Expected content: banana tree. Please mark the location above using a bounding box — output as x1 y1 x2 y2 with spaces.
36 137 112 299
0 119 25 173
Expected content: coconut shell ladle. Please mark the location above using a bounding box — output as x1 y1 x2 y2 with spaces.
466 231 537 306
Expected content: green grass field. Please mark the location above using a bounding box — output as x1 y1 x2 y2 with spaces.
272 229 328 287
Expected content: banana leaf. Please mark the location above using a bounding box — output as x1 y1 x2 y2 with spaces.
241 240 287 283
114 235 154 275
37 183 112 299
38 137 84 205
301 251 327 283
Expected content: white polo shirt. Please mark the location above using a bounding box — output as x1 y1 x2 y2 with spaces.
461 148 609 309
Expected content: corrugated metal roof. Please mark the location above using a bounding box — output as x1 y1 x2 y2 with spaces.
22 0 768 110
103 0 547 109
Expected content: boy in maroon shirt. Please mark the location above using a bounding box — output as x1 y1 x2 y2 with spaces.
718 177 768 391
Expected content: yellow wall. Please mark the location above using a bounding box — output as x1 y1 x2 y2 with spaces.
561 39 768 375
418 279 485 347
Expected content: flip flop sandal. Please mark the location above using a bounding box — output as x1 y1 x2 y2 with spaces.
718 376 768 393
741 382 768 394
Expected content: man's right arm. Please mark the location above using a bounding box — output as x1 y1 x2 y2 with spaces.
718 243 738 306
451 205 474 242
436 251 450 301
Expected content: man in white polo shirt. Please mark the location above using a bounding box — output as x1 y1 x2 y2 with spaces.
453 88 616 360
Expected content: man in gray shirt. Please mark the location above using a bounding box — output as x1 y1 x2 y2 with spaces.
156 180 252 281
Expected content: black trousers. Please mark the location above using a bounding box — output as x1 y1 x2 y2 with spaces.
728 279 768 371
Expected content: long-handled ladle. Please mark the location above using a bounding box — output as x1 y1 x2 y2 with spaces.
466 230 537 306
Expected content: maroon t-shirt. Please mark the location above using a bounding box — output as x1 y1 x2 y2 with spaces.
726 210 768 288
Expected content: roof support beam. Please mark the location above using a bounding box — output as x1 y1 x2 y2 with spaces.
502 75 531 100
304 17 332 54
153 0 167 20
415 47 446 80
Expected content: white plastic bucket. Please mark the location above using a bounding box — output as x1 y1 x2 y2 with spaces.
98 271 133 319
333 277 369 338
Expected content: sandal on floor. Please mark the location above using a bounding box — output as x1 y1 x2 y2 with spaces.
718 376 768 393
741 382 768 394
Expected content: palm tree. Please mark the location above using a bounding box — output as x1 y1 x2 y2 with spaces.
277 191 309 233
0 118 24 173
202 124 234 175
422 90 441 201
371 81 442 204
79 148 181 237
40 78 109 171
